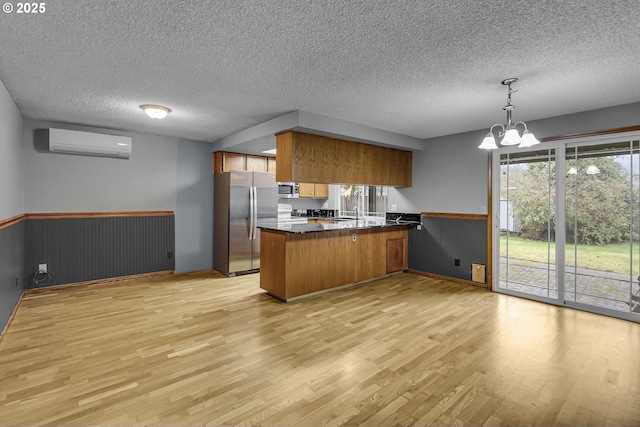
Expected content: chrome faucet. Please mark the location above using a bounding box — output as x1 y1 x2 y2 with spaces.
353 206 359 219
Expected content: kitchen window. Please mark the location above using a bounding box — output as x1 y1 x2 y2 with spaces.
339 185 388 219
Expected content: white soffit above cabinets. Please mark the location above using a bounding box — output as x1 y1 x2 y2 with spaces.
0 0 639 143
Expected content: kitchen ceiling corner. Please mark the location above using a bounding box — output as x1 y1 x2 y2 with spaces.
0 0 639 143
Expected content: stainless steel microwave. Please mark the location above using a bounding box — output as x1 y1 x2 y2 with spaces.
278 182 299 198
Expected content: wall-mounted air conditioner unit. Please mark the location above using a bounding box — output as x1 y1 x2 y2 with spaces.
48 128 132 158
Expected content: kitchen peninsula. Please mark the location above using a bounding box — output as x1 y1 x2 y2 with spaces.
259 219 409 301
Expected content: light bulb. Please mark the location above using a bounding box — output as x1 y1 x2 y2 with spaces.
141 105 171 119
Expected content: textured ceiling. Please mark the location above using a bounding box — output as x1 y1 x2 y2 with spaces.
0 0 639 143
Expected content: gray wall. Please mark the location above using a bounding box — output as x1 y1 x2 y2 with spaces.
0 79 24 218
391 101 640 282
390 101 640 215
409 217 487 281
0 80 25 333
23 119 178 213
175 139 214 273
389 129 490 214
0 222 25 329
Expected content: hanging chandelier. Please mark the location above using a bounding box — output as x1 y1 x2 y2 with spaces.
478 78 540 150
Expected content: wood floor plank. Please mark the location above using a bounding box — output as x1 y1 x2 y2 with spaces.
0 271 639 426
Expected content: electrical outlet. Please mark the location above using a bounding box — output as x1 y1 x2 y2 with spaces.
352 233 356 242
39 263 47 272
454 258 460 267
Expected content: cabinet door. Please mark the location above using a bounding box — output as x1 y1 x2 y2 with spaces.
314 184 329 198
223 152 246 172
214 151 245 173
267 158 277 173
246 155 268 172
299 183 315 198
386 237 406 273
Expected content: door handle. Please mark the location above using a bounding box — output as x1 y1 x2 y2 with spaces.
249 186 254 240
253 186 258 240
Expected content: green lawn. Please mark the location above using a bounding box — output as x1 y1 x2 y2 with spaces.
500 236 640 275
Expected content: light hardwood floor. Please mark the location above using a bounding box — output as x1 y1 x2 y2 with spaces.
1 271 639 426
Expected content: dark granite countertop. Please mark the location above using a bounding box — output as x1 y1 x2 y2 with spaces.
258 218 414 234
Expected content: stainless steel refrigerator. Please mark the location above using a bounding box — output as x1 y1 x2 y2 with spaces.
213 170 277 276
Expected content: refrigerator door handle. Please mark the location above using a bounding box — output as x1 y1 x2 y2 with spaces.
249 186 255 240
253 185 258 239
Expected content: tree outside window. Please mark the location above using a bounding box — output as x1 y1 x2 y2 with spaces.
339 185 388 218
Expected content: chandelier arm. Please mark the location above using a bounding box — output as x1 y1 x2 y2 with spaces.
513 121 528 133
489 123 505 136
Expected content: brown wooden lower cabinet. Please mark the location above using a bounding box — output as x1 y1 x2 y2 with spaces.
386 237 406 274
260 227 408 300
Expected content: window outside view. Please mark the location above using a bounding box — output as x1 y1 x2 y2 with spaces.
499 142 640 316
339 185 388 219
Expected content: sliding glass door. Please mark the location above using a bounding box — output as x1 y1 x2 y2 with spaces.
564 142 640 314
493 135 640 322
498 149 558 301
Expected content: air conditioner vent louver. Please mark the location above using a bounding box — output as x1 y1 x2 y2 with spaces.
48 128 132 159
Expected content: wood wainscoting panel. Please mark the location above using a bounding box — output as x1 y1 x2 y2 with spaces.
26 211 174 220
24 212 175 288
409 214 487 283
0 214 25 231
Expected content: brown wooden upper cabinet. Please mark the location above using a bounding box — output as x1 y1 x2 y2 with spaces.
275 131 412 187
267 158 277 173
314 183 329 198
213 151 276 174
299 183 329 198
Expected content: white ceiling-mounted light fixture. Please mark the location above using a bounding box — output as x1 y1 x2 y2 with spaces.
478 78 541 150
140 104 171 119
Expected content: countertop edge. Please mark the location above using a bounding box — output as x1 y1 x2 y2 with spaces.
258 221 412 234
